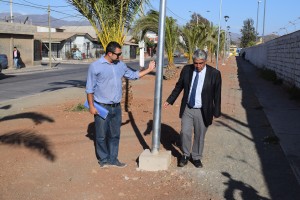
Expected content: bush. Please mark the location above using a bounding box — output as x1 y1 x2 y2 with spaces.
259 68 282 85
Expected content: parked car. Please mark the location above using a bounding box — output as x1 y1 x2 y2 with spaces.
0 54 8 72
173 51 181 57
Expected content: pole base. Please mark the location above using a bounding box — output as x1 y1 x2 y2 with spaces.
138 149 171 171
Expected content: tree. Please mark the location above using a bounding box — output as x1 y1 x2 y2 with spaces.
205 22 219 63
179 23 207 63
67 0 149 50
187 12 210 28
133 10 179 69
240 18 256 48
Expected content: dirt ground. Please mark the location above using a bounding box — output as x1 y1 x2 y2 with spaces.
1 57 299 200
0 63 215 200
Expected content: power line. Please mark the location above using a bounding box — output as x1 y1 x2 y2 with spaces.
19 0 69 8
1 0 83 20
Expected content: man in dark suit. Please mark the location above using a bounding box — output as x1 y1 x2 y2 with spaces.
164 49 222 168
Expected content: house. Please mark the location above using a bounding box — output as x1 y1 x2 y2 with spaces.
0 21 35 68
34 32 97 61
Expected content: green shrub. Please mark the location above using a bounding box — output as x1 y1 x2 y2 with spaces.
71 103 88 112
259 68 282 85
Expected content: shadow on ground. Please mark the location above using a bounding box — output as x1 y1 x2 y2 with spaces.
217 57 300 199
0 130 56 161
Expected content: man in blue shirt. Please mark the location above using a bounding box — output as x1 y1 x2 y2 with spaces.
86 41 156 168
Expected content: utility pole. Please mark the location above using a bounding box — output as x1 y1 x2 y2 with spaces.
216 0 223 70
48 5 52 68
262 0 266 43
256 1 261 41
10 0 13 23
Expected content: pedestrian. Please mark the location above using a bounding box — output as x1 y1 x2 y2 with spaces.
163 49 222 168
13 46 21 69
85 41 156 168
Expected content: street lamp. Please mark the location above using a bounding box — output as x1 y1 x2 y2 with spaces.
222 15 229 65
256 1 262 41
216 0 223 69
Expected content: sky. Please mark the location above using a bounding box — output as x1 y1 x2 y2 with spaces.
0 0 299 36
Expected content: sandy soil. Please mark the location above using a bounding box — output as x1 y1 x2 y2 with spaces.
1 57 299 200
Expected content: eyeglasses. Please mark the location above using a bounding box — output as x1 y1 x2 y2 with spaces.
112 52 122 57
193 62 205 65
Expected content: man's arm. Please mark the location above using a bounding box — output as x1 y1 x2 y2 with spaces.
213 70 222 118
165 66 186 105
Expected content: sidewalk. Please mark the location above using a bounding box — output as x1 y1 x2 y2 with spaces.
237 56 300 184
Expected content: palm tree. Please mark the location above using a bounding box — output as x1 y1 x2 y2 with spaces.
179 23 207 63
205 23 219 63
67 0 149 49
133 10 179 69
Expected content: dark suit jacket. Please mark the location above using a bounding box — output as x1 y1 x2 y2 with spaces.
166 64 222 127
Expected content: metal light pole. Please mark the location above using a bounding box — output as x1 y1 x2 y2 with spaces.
222 15 229 65
256 1 261 41
151 0 167 154
227 26 230 58
216 0 223 70
262 0 266 43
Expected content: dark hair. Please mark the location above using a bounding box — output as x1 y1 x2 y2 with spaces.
105 41 121 54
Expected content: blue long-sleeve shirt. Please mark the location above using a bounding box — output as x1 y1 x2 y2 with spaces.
85 56 139 104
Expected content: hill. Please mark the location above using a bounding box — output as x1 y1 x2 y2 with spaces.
0 12 90 27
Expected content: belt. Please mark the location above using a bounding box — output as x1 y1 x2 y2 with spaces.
187 104 201 109
99 102 120 107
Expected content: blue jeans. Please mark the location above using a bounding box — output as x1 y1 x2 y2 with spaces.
14 58 19 69
94 105 122 164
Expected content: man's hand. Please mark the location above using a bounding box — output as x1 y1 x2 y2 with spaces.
163 102 170 109
89 106 98 115
148 60 156 72
139 60 156 78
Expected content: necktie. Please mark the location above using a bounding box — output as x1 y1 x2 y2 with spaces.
189 72 199 107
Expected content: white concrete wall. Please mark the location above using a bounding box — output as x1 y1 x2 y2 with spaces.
242 30 300 88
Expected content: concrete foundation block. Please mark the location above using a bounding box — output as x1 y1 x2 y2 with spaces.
138 149 172 171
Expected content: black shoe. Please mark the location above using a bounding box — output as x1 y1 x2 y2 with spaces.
193 159 203 168
109 160 127 168
178 156 189 167
98 161 109 168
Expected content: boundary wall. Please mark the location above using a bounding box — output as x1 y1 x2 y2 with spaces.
241 30 300 88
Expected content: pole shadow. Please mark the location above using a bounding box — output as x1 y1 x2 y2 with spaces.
144 120 182 160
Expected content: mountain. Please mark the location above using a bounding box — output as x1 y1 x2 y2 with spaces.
229 32 241 46
0 12 90 27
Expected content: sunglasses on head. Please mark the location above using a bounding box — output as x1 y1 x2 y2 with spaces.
112 52 122 57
